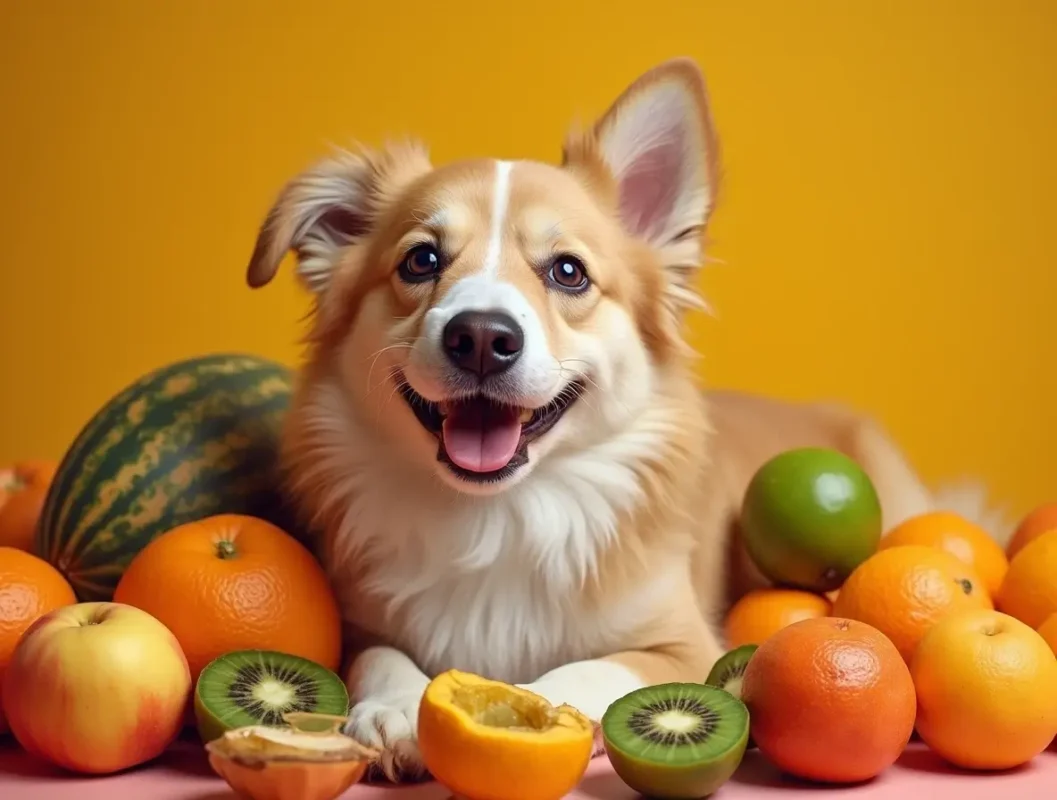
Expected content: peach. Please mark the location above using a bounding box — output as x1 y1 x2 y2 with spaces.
2 601 191 774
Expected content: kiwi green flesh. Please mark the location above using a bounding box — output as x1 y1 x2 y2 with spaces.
194 649 350 744
704 645 757 697
602 683 749 799
705 645 758 750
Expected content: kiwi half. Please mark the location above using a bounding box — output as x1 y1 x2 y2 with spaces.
194 649 350 744
705 645 758 750
704 645 757 700
602 683 749 799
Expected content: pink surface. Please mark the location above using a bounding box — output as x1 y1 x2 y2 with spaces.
2 733 1055 800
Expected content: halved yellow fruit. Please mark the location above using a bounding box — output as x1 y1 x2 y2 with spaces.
205 712 378 800
417 669 595 800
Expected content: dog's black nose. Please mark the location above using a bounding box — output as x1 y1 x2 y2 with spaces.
443 310 524 377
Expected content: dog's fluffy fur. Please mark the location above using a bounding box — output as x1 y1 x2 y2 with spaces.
245 59 1007 781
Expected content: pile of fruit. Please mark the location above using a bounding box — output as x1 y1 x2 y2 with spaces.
0 354 368 799
1 354 1057 800
688 448 1057 791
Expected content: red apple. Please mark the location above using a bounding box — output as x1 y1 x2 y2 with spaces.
2 601 191 774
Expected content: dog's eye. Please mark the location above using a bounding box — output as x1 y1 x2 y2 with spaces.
399 244 442 282
548 256 589 292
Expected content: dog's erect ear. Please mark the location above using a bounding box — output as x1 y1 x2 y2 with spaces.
246 141 432 292
564 58 720 314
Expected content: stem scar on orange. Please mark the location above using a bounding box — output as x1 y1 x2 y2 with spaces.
911 609 1057 770
113 514 342 684
417 670 594 800
878 510 1009 598
741 617 916 784
831 545 992 662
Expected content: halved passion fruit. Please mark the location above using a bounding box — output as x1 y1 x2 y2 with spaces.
417 669 595 800
205 712 378 800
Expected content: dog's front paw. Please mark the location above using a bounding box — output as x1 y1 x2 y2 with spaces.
345 694 428 783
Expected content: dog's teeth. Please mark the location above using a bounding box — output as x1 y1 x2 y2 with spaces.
520 408 533 423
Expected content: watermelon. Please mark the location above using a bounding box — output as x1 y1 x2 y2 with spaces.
35 353 299 601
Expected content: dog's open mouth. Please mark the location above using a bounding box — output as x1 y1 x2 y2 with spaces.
398 378 585 483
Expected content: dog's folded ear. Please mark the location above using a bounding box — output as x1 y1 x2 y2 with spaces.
564 58 720 315
246 141 432 292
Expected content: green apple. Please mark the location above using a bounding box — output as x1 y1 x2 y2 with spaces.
741 447 882 592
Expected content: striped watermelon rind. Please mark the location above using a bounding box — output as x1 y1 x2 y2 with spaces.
35 353 300 601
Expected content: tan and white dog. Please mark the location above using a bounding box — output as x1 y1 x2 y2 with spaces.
244 58 1006 781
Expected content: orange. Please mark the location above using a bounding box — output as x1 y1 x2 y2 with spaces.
911 608 1057 769
997 529 1057 629
0 546 76 731
1007 502 1057 559
724 588 832 648
0 460 58 551
417 669 594 800
113 514 342 683
878 510 1008 597
831 545 992 662
1038 613 1057 656
741 617 915 783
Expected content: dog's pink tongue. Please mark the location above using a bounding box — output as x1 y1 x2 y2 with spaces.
442 399 522 473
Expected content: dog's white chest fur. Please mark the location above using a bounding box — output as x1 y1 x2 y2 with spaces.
377 547 603 685
325 415 670 685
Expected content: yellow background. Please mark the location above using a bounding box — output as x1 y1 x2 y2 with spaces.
1 1 1053 521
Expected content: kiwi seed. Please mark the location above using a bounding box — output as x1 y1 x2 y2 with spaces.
602 682 749 799
705 644 759 750
705 644 758 699
193 649 350 744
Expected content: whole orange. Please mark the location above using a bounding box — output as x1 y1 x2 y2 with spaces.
113 514 342 683
741 616 916 783
1007 502 1057 560
724 589 832 648
997 530 1057 629
0 461 58 551
831 545 992 662
879 510 1008 597
0 546 77 731
1037 613 1057 656
911 608 1057 770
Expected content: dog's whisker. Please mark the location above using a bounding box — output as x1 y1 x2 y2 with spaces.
364 365 408 400
363 342 414 369
365 342 414 394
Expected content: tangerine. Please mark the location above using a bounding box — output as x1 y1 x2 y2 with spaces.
0 546 76 731
831 545 992 662
741 616 915 783
1007 502 1057 560
0 460 58 551
1037 613 1057 656
879 510 1008 597
997 530 1057 629
724 588 832 648
113 514 342 683
911 608 1057 770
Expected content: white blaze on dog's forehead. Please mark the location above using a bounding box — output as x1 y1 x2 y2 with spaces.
432 275 533 323
483 160 514 277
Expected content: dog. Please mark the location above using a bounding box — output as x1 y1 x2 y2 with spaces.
244 58 1007 782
